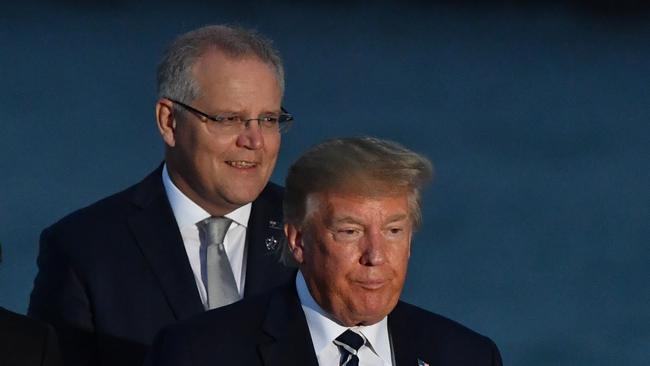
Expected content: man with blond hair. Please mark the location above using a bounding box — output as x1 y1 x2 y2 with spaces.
148 137 502 366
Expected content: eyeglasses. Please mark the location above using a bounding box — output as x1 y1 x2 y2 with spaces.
166 98 294 134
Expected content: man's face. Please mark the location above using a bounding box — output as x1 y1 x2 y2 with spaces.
160 50 282 215
287 191 413 326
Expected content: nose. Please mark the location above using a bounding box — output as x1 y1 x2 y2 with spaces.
235 120 264 150
360 230 386 266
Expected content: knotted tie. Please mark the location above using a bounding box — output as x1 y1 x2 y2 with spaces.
197 217 241 309
333 329 366 366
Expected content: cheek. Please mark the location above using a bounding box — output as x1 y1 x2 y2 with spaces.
202 135 234 155
310 244 354 279
264 135 281 159
392 240 411 262
175 127 209 160
310 243 340 269
396 249 411 277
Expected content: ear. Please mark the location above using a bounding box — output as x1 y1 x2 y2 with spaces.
285 223 305 264
156 98 177 147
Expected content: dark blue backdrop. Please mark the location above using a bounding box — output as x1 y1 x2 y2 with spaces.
1 1 649 365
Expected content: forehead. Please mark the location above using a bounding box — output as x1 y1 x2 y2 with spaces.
190 50 282 109
305 191 411 222
192 49 278 84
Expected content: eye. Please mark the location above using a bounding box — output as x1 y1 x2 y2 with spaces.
259 115 280 128
221 115 242 125
333 227 363 242
385 226 406 239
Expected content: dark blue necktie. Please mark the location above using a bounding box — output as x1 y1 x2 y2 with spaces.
333 329 365 366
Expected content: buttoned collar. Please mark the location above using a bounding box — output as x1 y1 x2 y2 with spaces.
296 272 392 363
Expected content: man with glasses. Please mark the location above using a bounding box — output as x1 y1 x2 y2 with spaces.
29 25 296 366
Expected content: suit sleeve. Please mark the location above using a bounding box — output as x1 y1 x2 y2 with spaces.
489 338 503 366
145 325 193 366
28 227 97 366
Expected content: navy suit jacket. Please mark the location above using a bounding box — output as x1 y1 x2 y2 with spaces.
0 307 61 366
28 166 296 366
147 284 503 366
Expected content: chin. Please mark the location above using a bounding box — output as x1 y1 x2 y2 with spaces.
350 303 394 325
352 312 389 326
223 187 264 204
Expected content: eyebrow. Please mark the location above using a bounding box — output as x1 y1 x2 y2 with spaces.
384 214 409 224
214 108 283 115
329 216 362 226
329 213 409 226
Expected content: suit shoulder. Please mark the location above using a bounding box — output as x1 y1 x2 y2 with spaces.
391 302 501 359
150 292 272 363
148 295 269 366
0 308 61 366
47 187 131 230
36 169 165 264
393 301 481 334
44 169 160 235
0 307 52 345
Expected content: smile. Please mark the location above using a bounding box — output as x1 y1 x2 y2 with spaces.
226 160 258 169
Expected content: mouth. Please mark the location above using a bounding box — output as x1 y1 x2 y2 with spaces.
354 279 388 290
225 160 258 169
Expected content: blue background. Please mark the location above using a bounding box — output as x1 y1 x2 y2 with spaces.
1 1 649 364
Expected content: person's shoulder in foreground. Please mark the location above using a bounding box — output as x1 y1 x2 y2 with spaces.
148 288 283 366
147 136 502 366
0 306 62 366
149 288 501 366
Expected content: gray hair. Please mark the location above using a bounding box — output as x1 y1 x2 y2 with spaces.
281 137 433 265
156 24 285 103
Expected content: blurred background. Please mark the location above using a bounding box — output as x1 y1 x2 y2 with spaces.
1 1 648 364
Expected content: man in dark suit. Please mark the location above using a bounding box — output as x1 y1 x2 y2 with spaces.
1 244 61 366
28 25 296 366
148 137 502 366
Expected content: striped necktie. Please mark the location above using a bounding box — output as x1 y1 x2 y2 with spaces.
333 329 366 366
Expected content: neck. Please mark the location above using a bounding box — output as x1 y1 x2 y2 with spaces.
165 162 240 216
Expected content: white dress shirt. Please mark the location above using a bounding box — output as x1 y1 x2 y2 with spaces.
162 165 251 309
296 272 394 366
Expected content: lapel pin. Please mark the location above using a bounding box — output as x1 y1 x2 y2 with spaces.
268 220 282 230
265 236 279 251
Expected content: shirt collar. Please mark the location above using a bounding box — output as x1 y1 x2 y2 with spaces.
162 164 251 229
296 272 392 362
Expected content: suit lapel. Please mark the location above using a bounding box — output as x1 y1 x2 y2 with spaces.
389 302 423 366
127 167 204 320
257 285 319 366
243 184 288 297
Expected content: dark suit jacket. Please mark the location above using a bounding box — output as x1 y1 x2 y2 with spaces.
0 307 61 366
28 166 296 366
147 284 503 366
